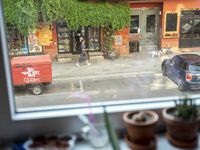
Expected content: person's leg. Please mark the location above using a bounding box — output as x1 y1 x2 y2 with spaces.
76 54 83 67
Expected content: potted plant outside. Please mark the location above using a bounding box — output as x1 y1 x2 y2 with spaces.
162 96 200 149
123 111 159 150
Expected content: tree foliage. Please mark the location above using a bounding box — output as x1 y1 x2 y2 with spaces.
3 0 130 34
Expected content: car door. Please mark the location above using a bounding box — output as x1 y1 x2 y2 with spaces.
170 57 183 83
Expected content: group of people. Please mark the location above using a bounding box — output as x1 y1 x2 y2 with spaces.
76 37 91 67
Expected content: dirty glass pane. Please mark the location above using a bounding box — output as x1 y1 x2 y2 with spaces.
130 15 139 33
4 1 200 115
146 14 155 33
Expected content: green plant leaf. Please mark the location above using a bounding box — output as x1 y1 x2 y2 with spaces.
103 106 121 150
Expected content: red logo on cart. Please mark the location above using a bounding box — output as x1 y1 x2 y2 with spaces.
21 67 40 77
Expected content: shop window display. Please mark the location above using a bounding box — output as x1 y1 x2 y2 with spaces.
7 26 26 56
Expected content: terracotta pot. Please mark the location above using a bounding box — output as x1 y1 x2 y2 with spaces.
125 135 156 150
123 111 159 144
162 108 200 148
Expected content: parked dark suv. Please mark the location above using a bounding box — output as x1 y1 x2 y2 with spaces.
162 54 200 91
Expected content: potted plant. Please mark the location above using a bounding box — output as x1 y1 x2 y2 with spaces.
162 96 200 149
123 110 159 150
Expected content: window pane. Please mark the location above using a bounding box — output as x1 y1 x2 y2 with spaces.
130 15 139 33
181 19 192 39
3 1 200 117
194 19 200 38
88 27 100 51
165 13 178 32
56 21 71 53
146 14 155 33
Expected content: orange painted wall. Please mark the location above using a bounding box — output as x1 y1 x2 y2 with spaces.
113 27 129 56
43 22 58 59
115 3 163 56
161 0 200 49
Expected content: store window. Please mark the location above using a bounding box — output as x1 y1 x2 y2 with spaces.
7 26 27 56
56 21 71 53
180 9 200 48
88 27 100 51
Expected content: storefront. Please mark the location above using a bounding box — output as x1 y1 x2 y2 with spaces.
8 0 200 59
113 0 200 56
56 21 101 55
179 9 200 48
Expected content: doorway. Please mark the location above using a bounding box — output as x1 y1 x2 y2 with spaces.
130 8 160 50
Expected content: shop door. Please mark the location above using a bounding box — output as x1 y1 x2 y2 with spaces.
179 10 200 48
130 8 160 50
141 9 159 47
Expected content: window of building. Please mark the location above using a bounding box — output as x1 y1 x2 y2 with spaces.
88 27 100 51
180 9 200 48
130 15 139 34
164 12 178 38
2 2 200 121
146 14 155 33
56 21 71 53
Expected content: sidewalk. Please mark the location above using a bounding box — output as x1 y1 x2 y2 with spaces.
52 51 165 81
52 45 199 81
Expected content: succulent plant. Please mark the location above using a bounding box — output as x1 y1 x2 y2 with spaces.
132 111 147 122
174 96 198 121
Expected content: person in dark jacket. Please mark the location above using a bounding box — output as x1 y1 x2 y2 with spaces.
76 38 90 67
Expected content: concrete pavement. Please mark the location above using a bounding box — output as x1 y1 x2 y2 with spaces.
52 51 168 81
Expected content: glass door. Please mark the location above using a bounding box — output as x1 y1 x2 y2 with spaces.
142 10 159 46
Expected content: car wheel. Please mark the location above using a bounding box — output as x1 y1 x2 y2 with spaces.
162 65 167 76
178 81 187 92
30 84 43 95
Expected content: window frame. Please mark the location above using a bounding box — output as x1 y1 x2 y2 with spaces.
164 12 179 38
1 3 200 121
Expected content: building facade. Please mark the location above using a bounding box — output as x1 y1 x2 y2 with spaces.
8 0 200 59
114 0 200 56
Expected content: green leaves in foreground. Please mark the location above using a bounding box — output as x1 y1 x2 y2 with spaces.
103 106 121 150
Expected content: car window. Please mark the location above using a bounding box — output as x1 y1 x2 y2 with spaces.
171 56 184 68
182 63 188 70
170 56 176 65
189 64 200 71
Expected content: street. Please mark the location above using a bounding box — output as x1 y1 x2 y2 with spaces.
15 71 199 112
13 51 200 112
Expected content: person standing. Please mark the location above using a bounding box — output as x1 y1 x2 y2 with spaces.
76 38 91 66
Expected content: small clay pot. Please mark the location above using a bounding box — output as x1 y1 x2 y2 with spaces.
125 135 156 150
123 111 159 144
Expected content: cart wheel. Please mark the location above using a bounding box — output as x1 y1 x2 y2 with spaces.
31 84 43 95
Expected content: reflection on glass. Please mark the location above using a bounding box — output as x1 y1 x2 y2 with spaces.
194 19 200 38
130 15 139 33
88 27 100 51
146 14 155 33
181 19 192 39
56 21 71 53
